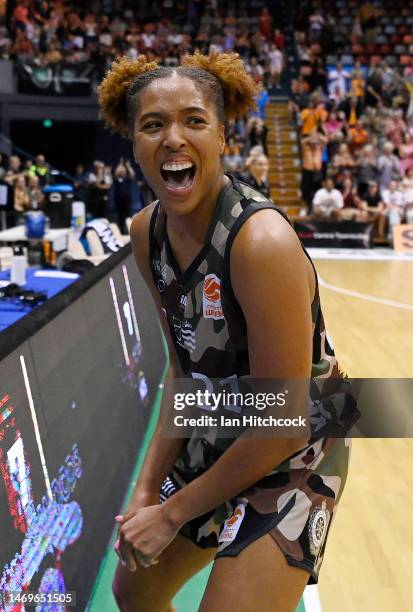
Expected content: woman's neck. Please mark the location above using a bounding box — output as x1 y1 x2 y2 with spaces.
166 172 228 246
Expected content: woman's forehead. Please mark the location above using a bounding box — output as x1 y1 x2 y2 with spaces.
137 75 212 116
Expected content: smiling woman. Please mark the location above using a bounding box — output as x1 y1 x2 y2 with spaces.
98 52 357 612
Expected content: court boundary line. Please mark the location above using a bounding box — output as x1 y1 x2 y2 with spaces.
307 247 413 261
318 276 413 311
303 585 323 612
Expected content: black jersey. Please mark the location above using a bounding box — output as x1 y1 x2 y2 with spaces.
149 174 357 481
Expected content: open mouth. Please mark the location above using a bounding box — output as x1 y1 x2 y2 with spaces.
160 160 196 194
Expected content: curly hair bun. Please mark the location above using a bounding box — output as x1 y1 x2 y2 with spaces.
98 55 159 135
182 50 259 120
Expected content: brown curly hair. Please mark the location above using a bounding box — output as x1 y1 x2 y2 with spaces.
98 51 259 137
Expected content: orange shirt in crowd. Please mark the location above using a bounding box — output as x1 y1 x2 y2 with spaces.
301 105 328 135
351 76 365 98
13 4 29 24
349 126 369 148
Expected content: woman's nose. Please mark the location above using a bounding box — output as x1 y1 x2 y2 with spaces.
163 123 186 150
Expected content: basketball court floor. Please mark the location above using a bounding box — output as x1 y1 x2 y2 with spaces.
88 248 413 612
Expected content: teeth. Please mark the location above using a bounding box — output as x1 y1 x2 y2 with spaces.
162 161 194 171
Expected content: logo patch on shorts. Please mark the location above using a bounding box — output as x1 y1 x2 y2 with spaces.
218 503 246 550
203 274 224 320
308 500 330 556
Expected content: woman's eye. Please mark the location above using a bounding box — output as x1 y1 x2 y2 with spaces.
187 117 205 125
143 122 162 130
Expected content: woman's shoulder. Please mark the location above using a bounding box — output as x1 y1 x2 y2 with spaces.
230 207 299 265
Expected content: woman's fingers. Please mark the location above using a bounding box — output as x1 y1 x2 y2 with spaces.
133 549 159 568
115 531 137 571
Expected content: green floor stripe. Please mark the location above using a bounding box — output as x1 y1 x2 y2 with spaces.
87 381 165 612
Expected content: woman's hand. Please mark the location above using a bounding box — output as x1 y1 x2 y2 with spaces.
114 489 160 571
115 504 181 571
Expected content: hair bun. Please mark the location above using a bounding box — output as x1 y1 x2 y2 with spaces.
182 50 259 120
98 55 159 135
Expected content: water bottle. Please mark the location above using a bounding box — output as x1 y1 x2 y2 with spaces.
10 245 27 286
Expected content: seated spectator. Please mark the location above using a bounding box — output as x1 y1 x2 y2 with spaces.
382 180 406 238
290 76 310 111
328 63 350 101
360 181 386 238
87 160 112 219
259 7 273 42
268 43 283 88
332 143 356 175
401 167 413 220
255 86 270 120
351 70 366 107
325 111 345 143
28 154 50 186
399 132 413 176
27 175 44 210
246 117 268 156
312 177 344 220
348 120 369 155
243 154 271 199
113 159 135 234
273 29 285 50
4 155 24 185
356 145 379 197
223 139 244 176
13 176 30 215
377 142 400 190
337 176 366 221
73 163 89 202
45 39 63 63
385 110 406 154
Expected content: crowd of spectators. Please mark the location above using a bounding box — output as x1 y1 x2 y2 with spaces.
1 1 280 231
291 0 413 238
0 152 146 232
1 1 284 91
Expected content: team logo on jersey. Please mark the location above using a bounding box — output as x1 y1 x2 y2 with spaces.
218 502 246 551
171 316 196 353
308 500 330 557
203 274 224 320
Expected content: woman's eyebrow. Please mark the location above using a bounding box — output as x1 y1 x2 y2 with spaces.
138 106 208 124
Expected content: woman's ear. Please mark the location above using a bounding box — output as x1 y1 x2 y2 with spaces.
219 125 226 155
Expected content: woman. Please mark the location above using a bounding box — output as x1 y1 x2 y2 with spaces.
332 143 356 185
243 153 271 199
399 132 413 177
360 180 386 238
337 176 366 221
401 166 413 224
246 117 268 155
99 52 355 611
13 176 30 214
356 144 378 198
113 158 135 233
